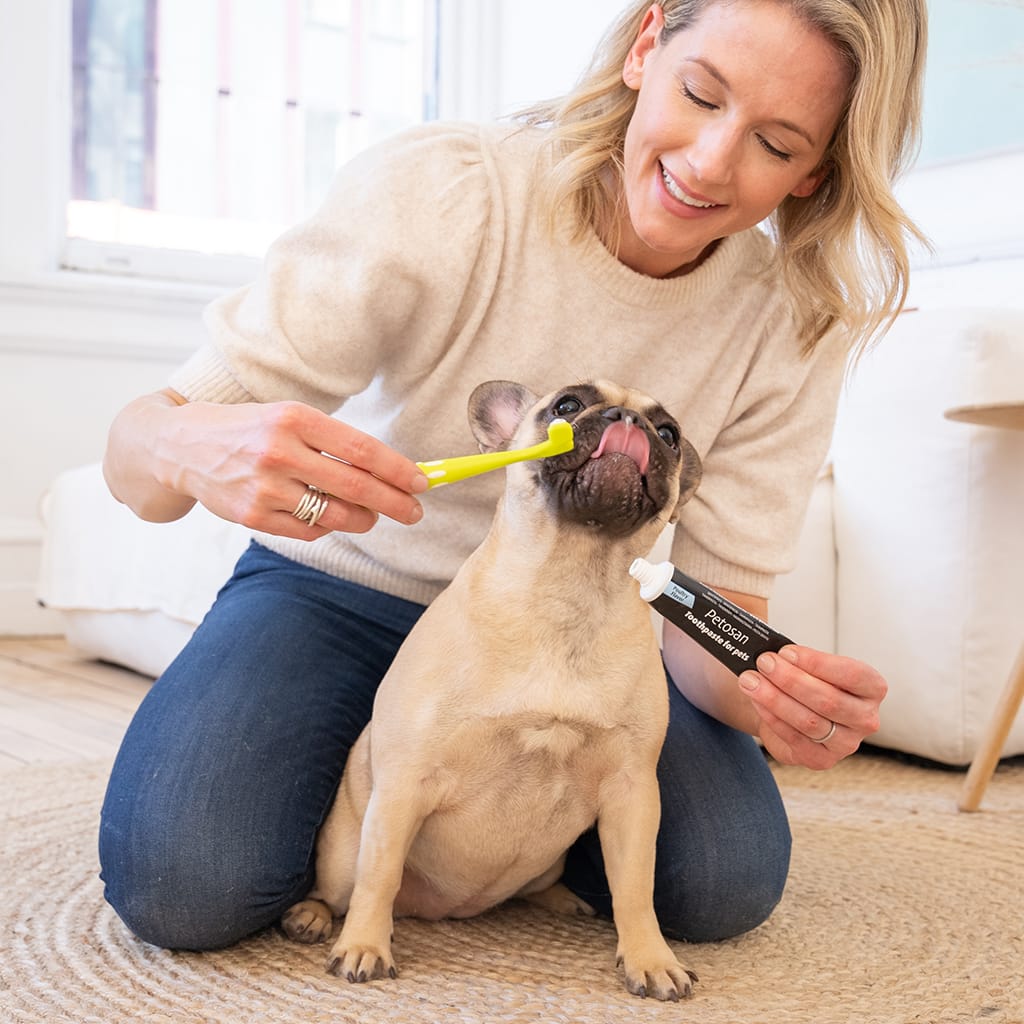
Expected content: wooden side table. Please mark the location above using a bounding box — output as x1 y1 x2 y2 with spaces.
944 401 1024 812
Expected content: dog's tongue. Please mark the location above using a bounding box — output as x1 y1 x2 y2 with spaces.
590 421 650 475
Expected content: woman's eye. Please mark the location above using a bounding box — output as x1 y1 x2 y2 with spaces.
657 424 680 448
758 136 792 162
554 396 583 417
682 83 718 111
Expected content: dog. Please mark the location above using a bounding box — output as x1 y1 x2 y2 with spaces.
282 379 703 1000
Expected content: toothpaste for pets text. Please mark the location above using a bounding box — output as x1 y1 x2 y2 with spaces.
629 558 793 675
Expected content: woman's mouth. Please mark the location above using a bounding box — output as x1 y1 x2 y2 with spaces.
660 163 719 209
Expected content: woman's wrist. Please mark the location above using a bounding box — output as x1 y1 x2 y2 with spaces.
104 391 198 522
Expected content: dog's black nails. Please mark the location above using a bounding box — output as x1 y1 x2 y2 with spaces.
325 956 341 976
687 969 700 983
389 966 397 979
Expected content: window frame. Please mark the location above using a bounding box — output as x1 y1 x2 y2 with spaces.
0 0 498 298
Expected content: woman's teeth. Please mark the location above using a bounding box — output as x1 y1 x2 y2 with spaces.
661 166 716 208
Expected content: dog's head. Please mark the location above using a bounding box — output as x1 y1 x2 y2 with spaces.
468 379 702 542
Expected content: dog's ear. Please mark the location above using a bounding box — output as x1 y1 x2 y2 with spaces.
668 438 703 523
468 381 539 453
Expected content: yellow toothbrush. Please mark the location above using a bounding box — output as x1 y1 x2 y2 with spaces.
417 419 575 488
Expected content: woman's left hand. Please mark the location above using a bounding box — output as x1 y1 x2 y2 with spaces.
738 646 887 768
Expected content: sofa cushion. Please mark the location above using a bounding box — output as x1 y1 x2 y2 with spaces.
830 306 1024 764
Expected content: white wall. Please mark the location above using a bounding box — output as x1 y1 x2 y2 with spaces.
0 279 209 633
492 0 625 114
1 0 1023 635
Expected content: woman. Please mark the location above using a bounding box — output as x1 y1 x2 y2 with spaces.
99 0 926 951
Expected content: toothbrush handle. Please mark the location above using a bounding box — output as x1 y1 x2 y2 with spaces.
416 420 572 488
417 451 515 487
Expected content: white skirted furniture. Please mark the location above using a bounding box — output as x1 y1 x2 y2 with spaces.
38 305 1024 770
943 393 1024 809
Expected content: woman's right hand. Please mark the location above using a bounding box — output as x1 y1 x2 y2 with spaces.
103 390 428 539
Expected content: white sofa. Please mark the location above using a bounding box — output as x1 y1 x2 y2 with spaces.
38 306 1024 766
775 305 1024 764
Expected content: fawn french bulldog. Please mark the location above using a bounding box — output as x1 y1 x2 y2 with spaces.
283 379 703 1000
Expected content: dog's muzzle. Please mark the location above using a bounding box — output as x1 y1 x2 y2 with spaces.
541 419 674 536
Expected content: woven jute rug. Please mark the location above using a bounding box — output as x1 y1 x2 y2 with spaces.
1 752 1021 1024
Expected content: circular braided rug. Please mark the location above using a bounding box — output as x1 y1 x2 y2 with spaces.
1 753 1022 1024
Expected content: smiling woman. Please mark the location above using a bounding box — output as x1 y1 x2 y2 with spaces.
522 0 927 353
615 2 851 279
97 0 926 971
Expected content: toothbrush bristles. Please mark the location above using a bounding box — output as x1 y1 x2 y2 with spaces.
546 419 575 453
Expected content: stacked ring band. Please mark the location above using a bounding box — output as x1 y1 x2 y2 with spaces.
292 484 329 528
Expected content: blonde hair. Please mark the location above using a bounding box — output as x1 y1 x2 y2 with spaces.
518 0 928 354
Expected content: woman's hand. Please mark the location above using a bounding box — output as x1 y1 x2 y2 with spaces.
738 646 887 768
104 390 428 539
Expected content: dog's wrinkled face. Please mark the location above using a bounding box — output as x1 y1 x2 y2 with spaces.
469 379 702 538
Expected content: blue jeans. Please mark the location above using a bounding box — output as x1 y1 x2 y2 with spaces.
99 542 790 950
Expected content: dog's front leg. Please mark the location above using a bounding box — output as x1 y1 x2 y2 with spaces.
598 772 698 1001
325 785 425 983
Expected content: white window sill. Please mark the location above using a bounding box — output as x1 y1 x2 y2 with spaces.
0 268 227 362
0 268 225 309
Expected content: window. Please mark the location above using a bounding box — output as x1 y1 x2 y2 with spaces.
67 0 438 279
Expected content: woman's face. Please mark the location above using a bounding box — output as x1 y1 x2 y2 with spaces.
615 0 851 278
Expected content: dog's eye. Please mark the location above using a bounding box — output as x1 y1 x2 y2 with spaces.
553 395 583 418
657 424 680 448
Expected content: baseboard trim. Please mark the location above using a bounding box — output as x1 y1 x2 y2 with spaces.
0 519 45 545
0 585 64 636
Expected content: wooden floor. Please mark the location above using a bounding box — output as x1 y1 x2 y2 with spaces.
0 636 151 769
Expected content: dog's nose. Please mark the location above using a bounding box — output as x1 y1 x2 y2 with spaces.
601 407 642 428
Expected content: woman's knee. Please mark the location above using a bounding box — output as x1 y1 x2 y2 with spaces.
94 547 407 949
99 804 311 950
650 681 794 941
653 813 792 942
98 730 320 950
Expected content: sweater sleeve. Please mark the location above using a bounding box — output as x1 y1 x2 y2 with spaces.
168 122 495 410
670 313 849 599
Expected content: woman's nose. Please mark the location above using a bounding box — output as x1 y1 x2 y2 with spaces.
687 122 739 187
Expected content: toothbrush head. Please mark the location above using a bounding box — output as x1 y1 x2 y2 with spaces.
539 418 575 456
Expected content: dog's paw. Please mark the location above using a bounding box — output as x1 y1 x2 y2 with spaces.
281 899 334 944
325 938 397 983
523 882 597 918
617 945 698 1001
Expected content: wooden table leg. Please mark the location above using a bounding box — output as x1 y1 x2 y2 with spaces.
958 641 1024 812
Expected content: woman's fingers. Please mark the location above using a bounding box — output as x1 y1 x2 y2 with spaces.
172 400 429 538
739 646 887 768
263 402 428 526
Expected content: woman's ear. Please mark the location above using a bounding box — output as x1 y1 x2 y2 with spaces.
790 161 834 199
623 3 666 90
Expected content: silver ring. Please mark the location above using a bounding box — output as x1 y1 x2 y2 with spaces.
292 485 329 528
811 720 837 744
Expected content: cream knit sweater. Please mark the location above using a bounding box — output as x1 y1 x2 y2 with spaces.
169 121 848 605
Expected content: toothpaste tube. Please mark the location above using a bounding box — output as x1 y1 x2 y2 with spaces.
629 557 793 675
